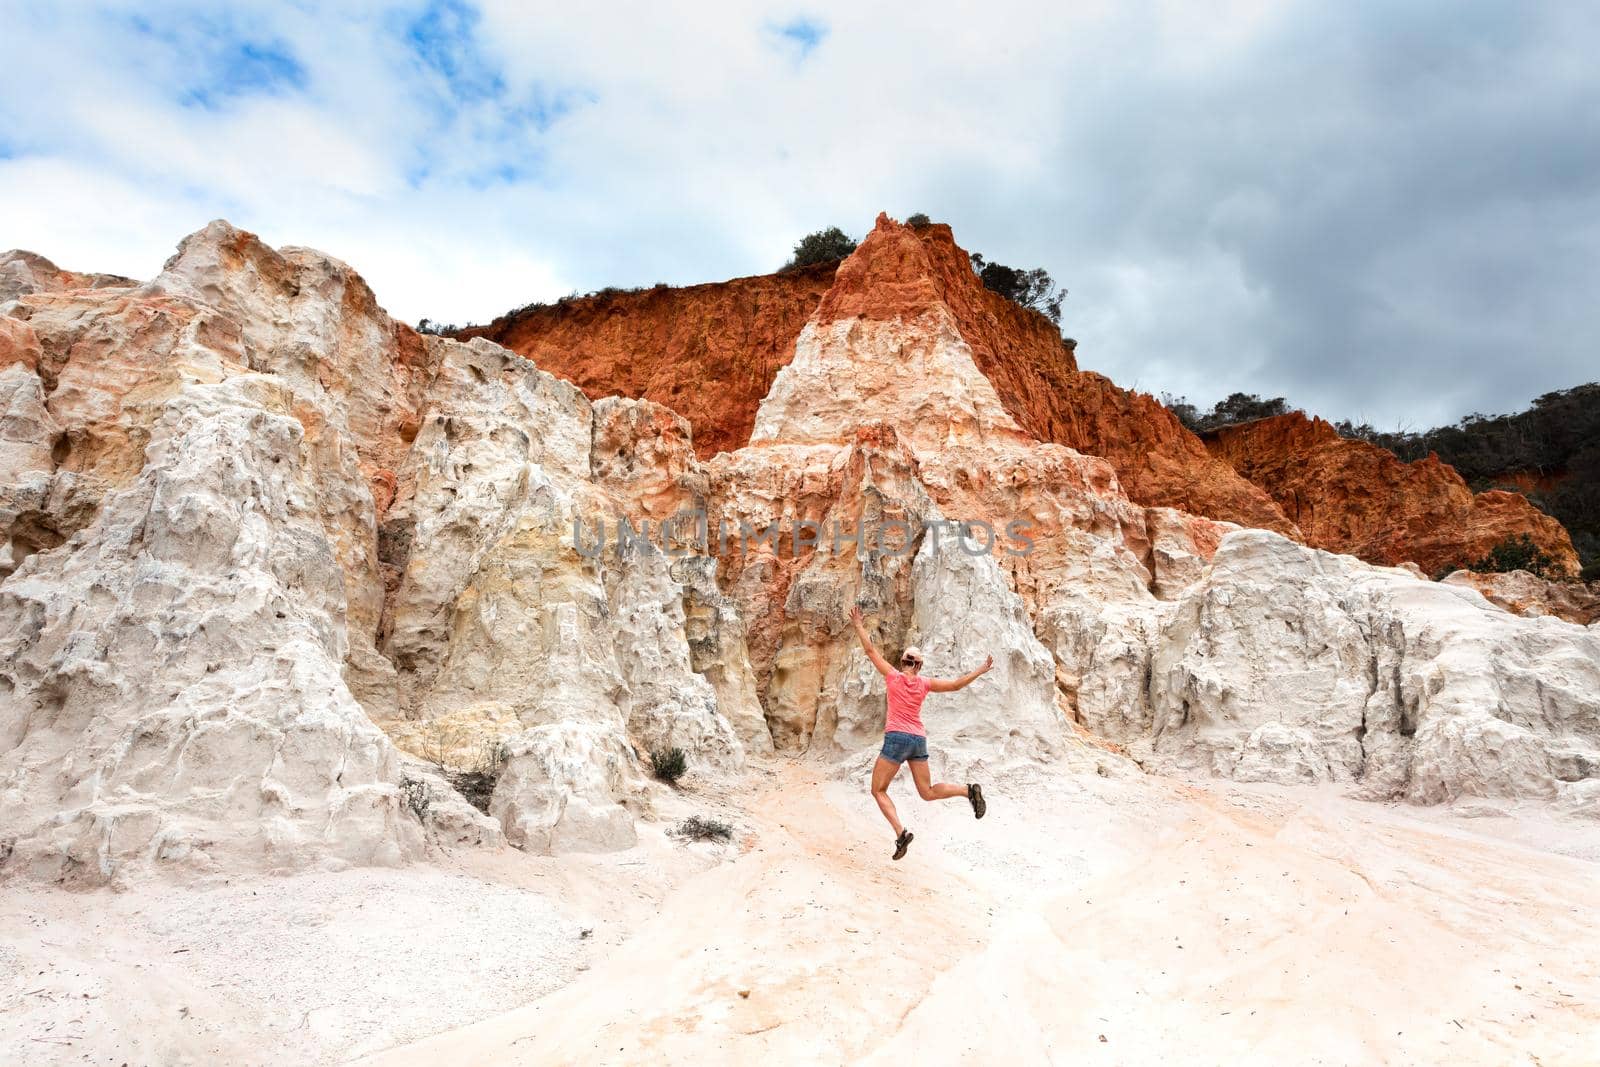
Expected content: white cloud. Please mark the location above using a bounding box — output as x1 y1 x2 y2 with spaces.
2 0 1598 426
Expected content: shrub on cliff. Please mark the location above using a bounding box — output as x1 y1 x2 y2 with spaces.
400 776 432 822
968 252 1065 324
1471 534 1559 578
446 740 507 814
1161 393 1204 432
906 212 931 227
783 227 858 270
1161 392 1295 433
651 745 688 784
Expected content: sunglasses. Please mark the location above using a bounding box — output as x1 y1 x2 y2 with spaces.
900 655 922 667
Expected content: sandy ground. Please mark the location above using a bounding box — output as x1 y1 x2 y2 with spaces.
5 760 1600 1066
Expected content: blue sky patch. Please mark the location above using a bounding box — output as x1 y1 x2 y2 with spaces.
404 0 504 104
125 12 307 110
769 16 828 61
395 1 593 190
183 40 308 108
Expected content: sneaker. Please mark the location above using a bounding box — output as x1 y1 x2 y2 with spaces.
968 783 986 819
892 830 914 860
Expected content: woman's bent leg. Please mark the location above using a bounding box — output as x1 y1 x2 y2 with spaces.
908 759 967 801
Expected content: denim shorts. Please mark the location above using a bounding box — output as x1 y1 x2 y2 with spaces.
880 731 929 763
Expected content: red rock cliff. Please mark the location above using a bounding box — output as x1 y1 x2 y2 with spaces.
816 215 1294 533
467 213 1579 569
472 214 1294 534
459 263 837 458
1205 412 1579 575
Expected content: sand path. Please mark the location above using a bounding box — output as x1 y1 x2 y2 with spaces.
359 763 1600 1065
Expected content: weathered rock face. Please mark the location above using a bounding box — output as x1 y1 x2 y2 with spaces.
0 249 136 303
1042 371 1296 533
0 316 44 371
379 336 595 713
0 229 527 884
459 264 838 458
0 376 432 885
153 222 441 524
471 215 1588 581
714 217 1600 812
470 216 1295 535
1027 523 1600 814
0 363 97 582
814 217 1297 535
713 232 1222 776
0 227 760 879
707 430 931 753
372 337 752 851
4 217 1599 886
1441 569 1600 626
1205 412 1579 577
3 222 444 649
1144 531 1600 811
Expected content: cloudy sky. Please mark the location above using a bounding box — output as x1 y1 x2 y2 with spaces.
3 1 1597 429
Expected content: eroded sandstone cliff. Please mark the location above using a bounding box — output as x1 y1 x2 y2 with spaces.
2 220 1597 889
815 216 1297 534
1204 412 1579 577
471 216 1586 581
459 263 838 458
470 216 1296 535
1441 568 1600 625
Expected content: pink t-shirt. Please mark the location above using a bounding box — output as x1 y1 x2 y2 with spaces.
885 670 932 737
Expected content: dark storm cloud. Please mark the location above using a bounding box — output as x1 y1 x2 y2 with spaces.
1001 1 1600 427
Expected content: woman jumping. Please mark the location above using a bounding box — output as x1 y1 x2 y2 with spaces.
849 605 990 860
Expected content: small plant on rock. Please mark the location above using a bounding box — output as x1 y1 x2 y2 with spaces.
651 745 688 785
416 715 469 769
671 816 733 842
400 776 432 822
905 212 931 227
447 740 507 814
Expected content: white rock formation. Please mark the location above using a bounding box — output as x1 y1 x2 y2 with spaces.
0 249 135 302
606 552 744 772
381 336 594 712
0 377 431 885
1143 531 1600 808
0 364 103 582
898 530 1067 775
677 554 773 756
378 338 751 851
751 312 1036 454
491 722 646 853
0 224 765 878
731 226 1600 813
5 217 1599 887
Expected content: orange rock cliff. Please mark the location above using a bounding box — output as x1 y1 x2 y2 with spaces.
471 215 1294 531
1204 412 1579 576
812 216 1296 534
458 261 837 458
467 213 1578 574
